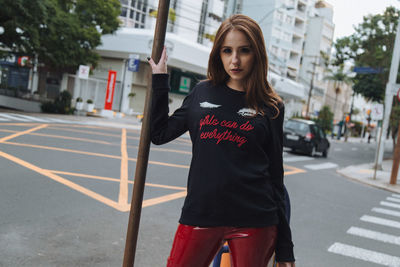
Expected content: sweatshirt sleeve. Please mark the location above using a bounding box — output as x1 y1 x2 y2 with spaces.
267 103 295 262
150 74 193 145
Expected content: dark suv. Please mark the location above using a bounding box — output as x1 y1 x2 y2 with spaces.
283 118 330 157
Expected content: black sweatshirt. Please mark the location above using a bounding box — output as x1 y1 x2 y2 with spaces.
150 74 294 262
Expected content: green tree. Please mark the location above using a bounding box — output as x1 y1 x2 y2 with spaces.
0 0 121 70
333 6 400 102
324 64 352 116
317 105 334 132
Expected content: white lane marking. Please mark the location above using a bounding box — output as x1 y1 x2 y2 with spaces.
381 201 400 209
360 215 400 229
387 197 400 203
392 193 400 199
347 226 400 246
0 113 30 121
334 148 342 151
351 148 358 151
328 242 400 266
372 207 400 218
304 162 338 170
45 118 73 123
11 114 49 122
0 117 10 121
283 156 314 162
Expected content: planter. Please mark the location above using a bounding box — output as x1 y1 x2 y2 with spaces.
75 102 84 110
86 103 94 112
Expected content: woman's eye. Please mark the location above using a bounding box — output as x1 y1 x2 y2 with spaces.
241 48 251 53
222 48 232 53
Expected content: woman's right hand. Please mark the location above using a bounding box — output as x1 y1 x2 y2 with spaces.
147 46 168 74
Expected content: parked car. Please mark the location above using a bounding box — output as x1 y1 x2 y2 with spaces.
283 118 330 157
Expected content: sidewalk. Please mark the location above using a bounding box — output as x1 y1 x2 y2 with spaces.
333 136 400 194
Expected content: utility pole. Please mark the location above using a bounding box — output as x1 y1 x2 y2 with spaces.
375 13 400 171
122 0 170 266
306 58 318 118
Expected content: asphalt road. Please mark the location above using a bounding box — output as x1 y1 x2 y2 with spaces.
0 114 399 267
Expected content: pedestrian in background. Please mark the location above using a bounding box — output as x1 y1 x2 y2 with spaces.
148 14 295 267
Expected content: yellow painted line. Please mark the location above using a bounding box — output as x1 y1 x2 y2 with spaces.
47 126 139 140
0 124 48 143
2 141 190 169
0 129 112 145
142 190 187 208
119 129 129 206
149 146 192 155
284 164 307 176
0 150 125 211
47 170 186 190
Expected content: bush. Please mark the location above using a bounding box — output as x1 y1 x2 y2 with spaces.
40 90 74 114
86 99 93 104
317 105 334 132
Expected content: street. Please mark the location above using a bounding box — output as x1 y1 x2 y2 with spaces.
0 112 399 267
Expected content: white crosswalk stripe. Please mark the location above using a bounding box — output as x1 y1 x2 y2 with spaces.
283 156 314 162
381 201 400 209
387 197 400 203
0 113 30 121
346 227 400 246
328 195 400 266
360 215 400 229
303 162 338 170
393 194 400 199
328 242 400 266
12 114 50 122
372 207 400 218
0 117 9 121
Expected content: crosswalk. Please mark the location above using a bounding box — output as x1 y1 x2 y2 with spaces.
0 112 84 124
283 151 338 171
328 193 400 266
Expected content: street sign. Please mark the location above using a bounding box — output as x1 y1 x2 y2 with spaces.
353 67 383 74
78 65 90 79
370 103 384 121
179 76 191 93
128 54 140 72
104 70 117 110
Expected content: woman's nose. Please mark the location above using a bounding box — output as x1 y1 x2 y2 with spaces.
232 53 239 65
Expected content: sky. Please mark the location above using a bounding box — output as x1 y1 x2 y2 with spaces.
328 0 400 40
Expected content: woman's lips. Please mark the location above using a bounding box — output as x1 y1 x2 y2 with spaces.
231 69 242 73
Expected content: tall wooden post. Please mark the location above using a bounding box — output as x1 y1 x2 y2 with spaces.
122 1 170 266
390 120 400 185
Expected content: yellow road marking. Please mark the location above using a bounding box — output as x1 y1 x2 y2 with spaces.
47 126 139 140
284 164 307 176
0 150 124 211
0 124 48 143
46 169 186 190
142 191 187 208
119 129 129 206
2 141 190 169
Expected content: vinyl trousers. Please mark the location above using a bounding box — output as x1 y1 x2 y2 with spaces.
166 224 277 267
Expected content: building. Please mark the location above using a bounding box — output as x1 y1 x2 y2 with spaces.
299 0 335 117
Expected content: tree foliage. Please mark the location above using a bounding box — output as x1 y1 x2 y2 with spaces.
333 6 400 102
317 105 334 132
0 0 121 71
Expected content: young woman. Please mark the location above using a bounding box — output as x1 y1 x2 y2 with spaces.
148 14 295 267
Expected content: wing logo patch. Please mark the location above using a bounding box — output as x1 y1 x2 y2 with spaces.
200 102 221 108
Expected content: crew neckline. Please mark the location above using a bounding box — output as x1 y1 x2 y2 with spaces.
223 84 246 95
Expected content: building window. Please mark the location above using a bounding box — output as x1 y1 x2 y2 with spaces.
271 45 279 55
275 11 284 21
119 0 148 29
280 49 288 59
285 15 292 24
272 27 281 38
283 32 291 42
197 0 209 44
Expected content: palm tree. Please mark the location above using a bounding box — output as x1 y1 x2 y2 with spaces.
324 64 352 138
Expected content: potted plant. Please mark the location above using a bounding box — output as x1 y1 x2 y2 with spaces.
86 99 94 112
75 97 83 110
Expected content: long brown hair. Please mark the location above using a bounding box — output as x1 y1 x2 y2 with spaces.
207 14 282 118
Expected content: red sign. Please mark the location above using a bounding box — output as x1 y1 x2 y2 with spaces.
104 70 117 110
397 88 400 102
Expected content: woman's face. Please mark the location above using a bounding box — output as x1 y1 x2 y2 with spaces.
220 29 255 90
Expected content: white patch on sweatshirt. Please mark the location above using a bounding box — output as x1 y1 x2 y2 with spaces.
200 102 221 108
237 108 260 117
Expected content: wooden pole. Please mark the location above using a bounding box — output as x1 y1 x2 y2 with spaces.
122 1 170 266
390 120 400 185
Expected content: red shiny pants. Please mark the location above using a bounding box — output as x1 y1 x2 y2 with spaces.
167 224 277 267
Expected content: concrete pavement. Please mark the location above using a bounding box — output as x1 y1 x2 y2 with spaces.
333 136 400 194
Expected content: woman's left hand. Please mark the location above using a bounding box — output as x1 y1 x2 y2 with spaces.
147 46 168 74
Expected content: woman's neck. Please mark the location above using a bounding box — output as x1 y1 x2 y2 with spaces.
226 79 245 92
